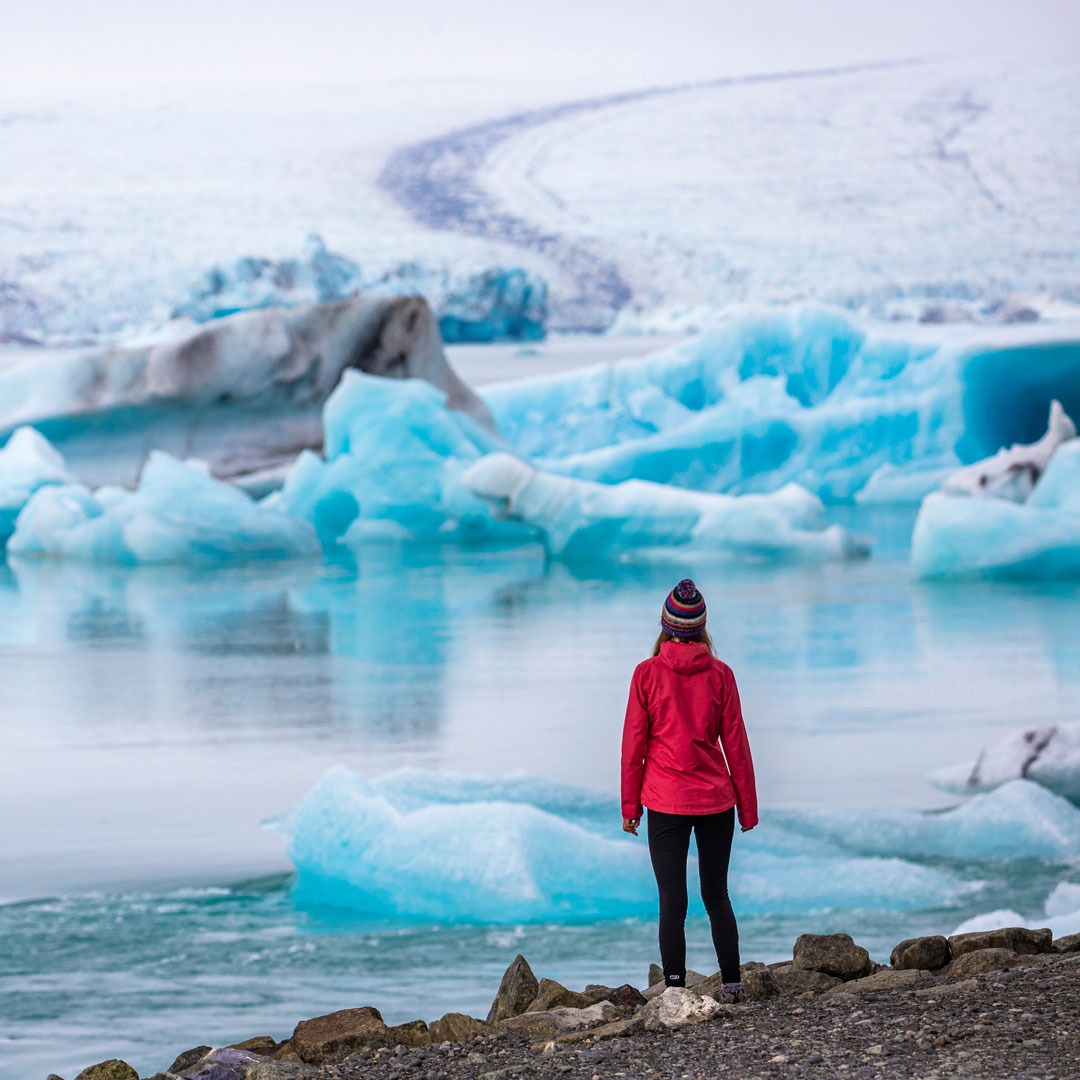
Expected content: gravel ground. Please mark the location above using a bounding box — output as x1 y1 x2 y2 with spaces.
332 951 1079 1080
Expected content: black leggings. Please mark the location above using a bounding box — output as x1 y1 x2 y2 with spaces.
647 807 739 985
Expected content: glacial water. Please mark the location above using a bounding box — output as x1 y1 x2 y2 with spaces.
2 510 1080 1078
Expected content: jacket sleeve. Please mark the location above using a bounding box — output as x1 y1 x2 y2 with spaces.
719 669 758 829
620 665 650 820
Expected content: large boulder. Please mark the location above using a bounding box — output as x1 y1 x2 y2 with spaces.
226 1037 279 1054
792 933 873 981
891 935 951 971
245 1064 320 1080
181 1048 264 1080
387 1019 430 1047
74 1063 139 1080
580 983 647 1009
426 1013 495 1043
827 968 929 993
1054 933 1080 953
549 1015 645 1046
486 954 540 1023
525 977 590 1012
498 1002 617 1041
290 1006 392 1064
168 1048 213 1074
947 948 1030 976
948 927 1053 958
769 963 842 992
697 967 778 1002
642 987 732 1030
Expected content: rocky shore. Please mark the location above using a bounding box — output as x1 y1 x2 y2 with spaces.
58 925 1080 1080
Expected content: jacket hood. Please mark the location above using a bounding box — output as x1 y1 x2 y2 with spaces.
657 639 713 674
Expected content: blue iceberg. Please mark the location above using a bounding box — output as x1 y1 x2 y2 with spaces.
283 766 957 923
463 452 868 562
911 440 1080 579
276 371 867 561
0 427 73 540
9 452 320 564
173 234 548 343
481 307 1080 503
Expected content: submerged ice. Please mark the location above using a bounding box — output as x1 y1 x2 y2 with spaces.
284 767 1073 923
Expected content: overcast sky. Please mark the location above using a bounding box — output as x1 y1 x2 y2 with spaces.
4 0 1079 99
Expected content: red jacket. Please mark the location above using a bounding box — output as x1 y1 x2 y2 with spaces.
621 640 758 828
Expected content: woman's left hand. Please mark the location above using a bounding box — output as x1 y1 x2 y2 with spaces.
622 817 640 835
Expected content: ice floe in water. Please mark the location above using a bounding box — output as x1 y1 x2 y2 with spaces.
929 722 1080 800
775 779 1080 861
481 306 1080 504
0 427 72 540
285 767 968 923
9 452 319 564
276 371 867 561
912 440 1080 579
463 452 867 562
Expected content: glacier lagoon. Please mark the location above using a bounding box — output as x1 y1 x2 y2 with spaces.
2 524 1080 1079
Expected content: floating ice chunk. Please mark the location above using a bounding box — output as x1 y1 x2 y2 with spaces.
277 372 530 546
776 779 1080 860
0 295 491 492
463 451 868 562
943 400 1076 501
283 766 956 922
912 441 1080 579
0 427 72 540
9 452 320 564
929 722 1080 799
949 910 1027 936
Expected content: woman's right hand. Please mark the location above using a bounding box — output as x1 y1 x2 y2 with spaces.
622 817 640 836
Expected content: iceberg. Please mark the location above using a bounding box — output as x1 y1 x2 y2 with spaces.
9 452 320 564
929 722 1080 800
283 766 956 922
463 452 868 562
774 779 1080 861
0 427 73 540
911 440 1080 579
0 295 492 494
481 307 1080 503
174 235 548 343
276 371 532 546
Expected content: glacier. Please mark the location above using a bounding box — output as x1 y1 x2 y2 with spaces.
911 440 1080 579
0 294 492 494
929 722 1080 801
0 427 72 540
173 234 548 344
8 452 320 564
283 766 957 923
481 307 1080 504
463 452 867 562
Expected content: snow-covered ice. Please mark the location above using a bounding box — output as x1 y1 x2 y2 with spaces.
9 452 320 564
463 452 867 562
0 427 72 540
929 721 1080 800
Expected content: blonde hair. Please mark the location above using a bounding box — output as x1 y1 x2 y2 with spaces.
651 627 715 658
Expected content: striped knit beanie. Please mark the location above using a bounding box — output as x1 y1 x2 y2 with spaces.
661 579 707 638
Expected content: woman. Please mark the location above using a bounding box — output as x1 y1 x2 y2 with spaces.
620 578 757 1004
